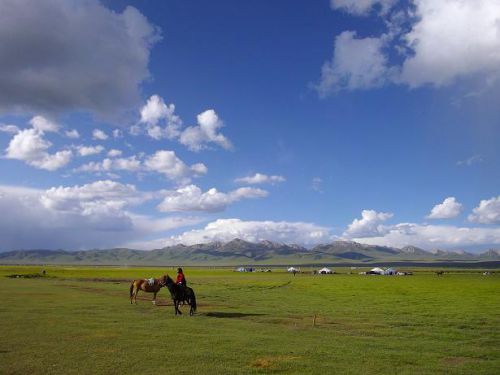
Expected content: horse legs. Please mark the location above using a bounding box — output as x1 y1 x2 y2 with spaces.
152 291 157 305
130 286 137 304
134 289 139 304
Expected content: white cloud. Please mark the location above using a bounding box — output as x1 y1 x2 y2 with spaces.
164 218 333 247
77 156 141 173
144 150 207 183
139 95 182 140
0 124 20 134
351 222 500 250
179 109 232 151
40 180 142 215
0 0 160 117
401 0 500 87
29 115 59 133
65 129 80 139
330 0 396 16
426 197 463 219
0 183 199 250
157 185 268 213
107 149 123 158
92 129 108 141
322 0 500 92
112 129 123 138
235 173 285 185
344 209 393 237
75 149 206 183
469 196 500 224
457 155 483 166
77 145 105 157
5 128 72 171
316 31 391 94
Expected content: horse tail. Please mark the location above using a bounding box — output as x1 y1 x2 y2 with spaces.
191 290 197 312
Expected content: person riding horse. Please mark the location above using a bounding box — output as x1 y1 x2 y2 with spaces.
176 267 187 286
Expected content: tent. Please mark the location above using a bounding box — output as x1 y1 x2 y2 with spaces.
384 268 397 275
368 267 385 275
235 267 246 272
287 267 299 273
318 267 333 274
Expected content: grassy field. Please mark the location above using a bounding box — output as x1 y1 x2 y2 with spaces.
0 266 498 374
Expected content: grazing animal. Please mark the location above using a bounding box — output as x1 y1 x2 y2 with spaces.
436 271 444 276
164 275 197 316
130 275 167 305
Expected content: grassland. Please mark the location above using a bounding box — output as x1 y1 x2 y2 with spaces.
0 265 499 374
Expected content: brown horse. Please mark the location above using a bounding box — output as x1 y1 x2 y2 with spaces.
130 275 167 305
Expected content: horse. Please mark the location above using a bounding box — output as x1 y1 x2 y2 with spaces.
164 275 197 316
130 275 167 305
436 271 444 276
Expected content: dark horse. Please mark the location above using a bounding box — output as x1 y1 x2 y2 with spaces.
164 275 197 316
130 275 167 305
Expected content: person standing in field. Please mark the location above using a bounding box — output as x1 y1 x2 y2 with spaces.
176 267 187 286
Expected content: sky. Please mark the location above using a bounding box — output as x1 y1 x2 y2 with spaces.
0 0 499 252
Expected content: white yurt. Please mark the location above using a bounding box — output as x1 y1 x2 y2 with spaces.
318 267 333 274
287 267 299 273
369 267 385 275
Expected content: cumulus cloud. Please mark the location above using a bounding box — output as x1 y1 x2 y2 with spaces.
0 0 160 117
144 150 207 183
235 173 285 185
77 145 105 157
400 0 500 87
139 95 182 140
330 0 396 16
92 129 108 140
157 185 268 213
107 149 123 158
0 183 200 250
179 109 232 152
164 218 333 247
29 116 59 133
0 124 20 134
77 156 141 174
469 196 500 224
65 129 80 139
344 209 393 237
321 0 500 93
426 197 463 219
316 31 391 94
75 149 207 183
351 222 500 250
5 128 72 170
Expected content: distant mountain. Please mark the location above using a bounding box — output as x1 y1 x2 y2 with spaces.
0 239 499 266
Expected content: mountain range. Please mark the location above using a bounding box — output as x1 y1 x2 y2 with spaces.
1 239 499 266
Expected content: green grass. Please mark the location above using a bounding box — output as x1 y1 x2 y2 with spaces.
0 266 499 374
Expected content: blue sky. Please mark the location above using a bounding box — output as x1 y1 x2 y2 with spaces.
0 0 499 251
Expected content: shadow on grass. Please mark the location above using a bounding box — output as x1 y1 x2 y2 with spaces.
202 311 266 319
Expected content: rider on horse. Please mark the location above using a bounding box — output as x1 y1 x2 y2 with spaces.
176 267 187 286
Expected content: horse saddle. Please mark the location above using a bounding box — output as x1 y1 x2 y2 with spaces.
147 278 155 286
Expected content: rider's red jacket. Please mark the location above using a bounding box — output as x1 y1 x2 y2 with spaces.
176 272 186 286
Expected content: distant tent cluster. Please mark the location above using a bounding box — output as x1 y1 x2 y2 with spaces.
235 267 254 272
360 267 412 276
